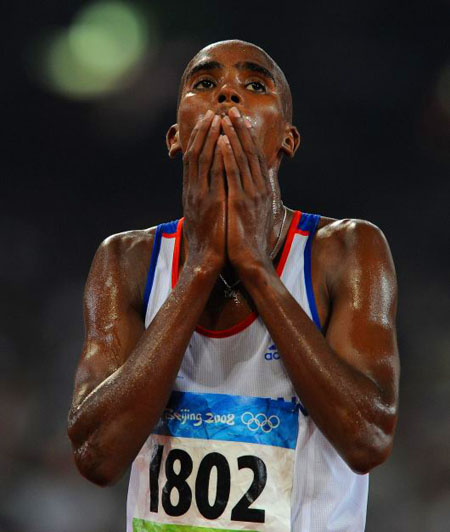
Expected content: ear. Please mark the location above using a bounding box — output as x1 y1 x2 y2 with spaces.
280 124 301 158
166 123 182 158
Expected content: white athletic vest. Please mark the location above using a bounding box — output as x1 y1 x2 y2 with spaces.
127 211 369 532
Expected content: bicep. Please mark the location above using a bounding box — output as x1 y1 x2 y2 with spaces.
325 222 399 402
71 237 145 409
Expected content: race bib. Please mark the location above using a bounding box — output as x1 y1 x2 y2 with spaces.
130 391 299 531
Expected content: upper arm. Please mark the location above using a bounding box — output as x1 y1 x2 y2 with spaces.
71 232 151 411
324 220 400 406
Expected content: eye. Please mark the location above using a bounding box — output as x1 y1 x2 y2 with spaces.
193 79 216 90
246 81 266 92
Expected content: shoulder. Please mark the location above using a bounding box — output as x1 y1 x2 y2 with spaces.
93 226 158 283
316 216 391 255
98 226 157 262
313 216 396 293
87 227 158 309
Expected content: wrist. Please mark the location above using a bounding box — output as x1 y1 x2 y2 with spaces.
183 253 223 280
235 256 276 284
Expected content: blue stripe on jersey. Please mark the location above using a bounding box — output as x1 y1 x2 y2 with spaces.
297 211 319 232
303 213 322 330
142 220 179 317
160 219 179 235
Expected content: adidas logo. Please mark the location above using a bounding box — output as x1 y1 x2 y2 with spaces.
264 343 280 361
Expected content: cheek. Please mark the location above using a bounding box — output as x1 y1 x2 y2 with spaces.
178 123 191 151
246 107 284 154
177 96 210 151
177 109 195 151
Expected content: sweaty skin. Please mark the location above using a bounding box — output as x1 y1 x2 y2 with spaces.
67 40 400 486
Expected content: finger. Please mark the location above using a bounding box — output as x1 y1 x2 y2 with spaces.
183 121 202 179
198 114 222 189
210 137 225 195
184 110 215 181
228 108 265 190
244 120 269 191
185 109 214 153
243 119 267 191
221 115 253 192
220 134 242 197
184 122 200 156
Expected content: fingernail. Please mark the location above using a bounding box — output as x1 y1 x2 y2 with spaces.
212 114 220 127
243 118 252 128
205 110 214 119
223 115 233 126
229 107 240 118
223 134 231 145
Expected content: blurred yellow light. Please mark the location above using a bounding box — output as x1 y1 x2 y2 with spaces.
39 1 154 100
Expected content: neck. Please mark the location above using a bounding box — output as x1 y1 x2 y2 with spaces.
267 164 283 216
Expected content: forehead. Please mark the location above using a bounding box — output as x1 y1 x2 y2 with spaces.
189 42 274 72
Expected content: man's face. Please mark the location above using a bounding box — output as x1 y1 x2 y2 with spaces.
175 42 289 167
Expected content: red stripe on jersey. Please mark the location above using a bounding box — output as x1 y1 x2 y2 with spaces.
171 218 184 289
195 311 259 338
275 210 301 276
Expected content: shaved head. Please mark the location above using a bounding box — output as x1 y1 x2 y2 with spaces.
178 40 293 123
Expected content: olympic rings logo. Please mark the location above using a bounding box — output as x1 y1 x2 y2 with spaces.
241 412 281 433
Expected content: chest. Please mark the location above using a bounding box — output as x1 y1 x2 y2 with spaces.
174 320 299 402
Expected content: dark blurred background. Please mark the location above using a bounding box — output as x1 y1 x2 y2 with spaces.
2 1 449 530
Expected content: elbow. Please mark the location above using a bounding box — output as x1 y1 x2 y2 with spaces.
70 439 124 487
67 419 124 487
84 468 122 488
66 408 132 487
78 463 117 488
346 440 393 475
345 415 398 475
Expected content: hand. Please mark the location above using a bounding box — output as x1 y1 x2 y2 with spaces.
219 107 278 275
182 110 226 272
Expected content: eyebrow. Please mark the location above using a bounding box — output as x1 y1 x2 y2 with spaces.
187 61 223 79
235 61 275 82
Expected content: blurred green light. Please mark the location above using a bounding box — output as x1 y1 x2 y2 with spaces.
70 1 147 75
45 30 117 98
41 1 154 100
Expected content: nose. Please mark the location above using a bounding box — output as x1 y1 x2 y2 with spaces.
217 85 241 105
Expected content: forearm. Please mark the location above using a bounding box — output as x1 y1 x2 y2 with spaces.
241 262 395 472
68 262 218 485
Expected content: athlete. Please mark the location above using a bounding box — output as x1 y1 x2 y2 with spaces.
68 40 400 531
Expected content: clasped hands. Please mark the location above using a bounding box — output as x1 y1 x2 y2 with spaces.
182 107 278 278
